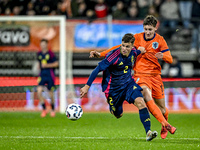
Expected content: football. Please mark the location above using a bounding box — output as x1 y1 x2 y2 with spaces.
66 103 83 120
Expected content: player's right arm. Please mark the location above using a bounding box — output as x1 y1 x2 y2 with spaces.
80 57 113 98
89 44 121 58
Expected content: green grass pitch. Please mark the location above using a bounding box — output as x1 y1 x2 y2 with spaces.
0 112 199 150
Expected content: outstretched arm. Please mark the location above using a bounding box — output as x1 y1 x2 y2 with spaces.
89 44 121 58
89 50 101 58
80 65 101 98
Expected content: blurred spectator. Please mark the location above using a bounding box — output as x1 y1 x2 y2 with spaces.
60 0 72 18
130 0 138 7
153 0 163 14
4 7 12 16
112 1 127 19
0 0 12 15
71 0 87 18
94 0 108 18
137 0 149 19
162 55 182 78
148 5 159 17
178 0 193 29
159 0 179 30
26 1 36 15
127 6 138 19
189 0 200 54
12 0 30 15
77 2 87 17
86 9 96 22
12 6 22 15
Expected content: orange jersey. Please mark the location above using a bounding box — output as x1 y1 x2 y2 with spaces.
134 32 172 75
100 32 173 75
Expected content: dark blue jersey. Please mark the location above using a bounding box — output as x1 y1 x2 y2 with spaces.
37 50 57 78
87 46 141 93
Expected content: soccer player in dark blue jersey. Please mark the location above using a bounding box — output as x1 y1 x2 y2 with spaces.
37 39 58 117
80 33 158 141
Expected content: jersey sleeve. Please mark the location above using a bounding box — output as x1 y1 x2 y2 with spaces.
49 51 57 62
86 55 117 86
136 50 141 56
160 37 173 64
100 44 121 57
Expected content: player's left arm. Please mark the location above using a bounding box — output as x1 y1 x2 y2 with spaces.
155 37 173 64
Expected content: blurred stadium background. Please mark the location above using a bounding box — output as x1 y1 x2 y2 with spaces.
0 0 200 114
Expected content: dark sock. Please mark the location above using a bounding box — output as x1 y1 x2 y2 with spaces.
51 103 55 111
42 103 46 110
139 107 151 134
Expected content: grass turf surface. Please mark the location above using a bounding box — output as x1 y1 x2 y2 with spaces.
0 112 199 150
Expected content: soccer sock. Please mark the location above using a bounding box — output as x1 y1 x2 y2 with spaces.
146 100 168 127
139 107 151 134
163 107 169 121
51 103 55 111
41 103 46 110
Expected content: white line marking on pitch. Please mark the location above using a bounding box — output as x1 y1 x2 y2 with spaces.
0 136 199 140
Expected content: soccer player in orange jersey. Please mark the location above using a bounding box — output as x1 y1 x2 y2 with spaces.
90 15 176 139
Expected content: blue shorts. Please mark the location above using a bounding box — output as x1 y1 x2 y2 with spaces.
106 82 143 117
38 76 55 91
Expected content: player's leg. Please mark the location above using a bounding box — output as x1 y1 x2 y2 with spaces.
126 85 157 141
154 98 168 120
135 75 168 126
152 75 176 138
141 85 169 126
154 98 169 139
107 95 123 118
37 85 47 117
47 78 56 117
133 97 157 141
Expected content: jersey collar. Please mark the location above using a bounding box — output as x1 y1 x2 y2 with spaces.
143 33 156 41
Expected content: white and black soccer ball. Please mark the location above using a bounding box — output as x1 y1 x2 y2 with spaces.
66 103 83 120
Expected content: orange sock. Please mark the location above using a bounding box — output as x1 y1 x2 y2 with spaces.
164 107 169 121
146 100 168 127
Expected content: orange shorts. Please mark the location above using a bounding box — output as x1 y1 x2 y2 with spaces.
134 74 165 99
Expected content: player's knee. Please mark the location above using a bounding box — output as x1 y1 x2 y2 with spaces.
134 98 146 109
141 87 152 102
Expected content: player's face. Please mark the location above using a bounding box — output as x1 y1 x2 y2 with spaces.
40 41 48 51
121 41 133 57
143 25 157 40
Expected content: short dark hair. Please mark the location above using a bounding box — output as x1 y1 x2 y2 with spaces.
122 33 135 44
40 38 48 43
143 15 158 27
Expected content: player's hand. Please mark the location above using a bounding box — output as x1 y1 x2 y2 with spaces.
138 46 146 54
41 63 48 68
89 50 100 58
80 85 90 98
155 52 163 59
